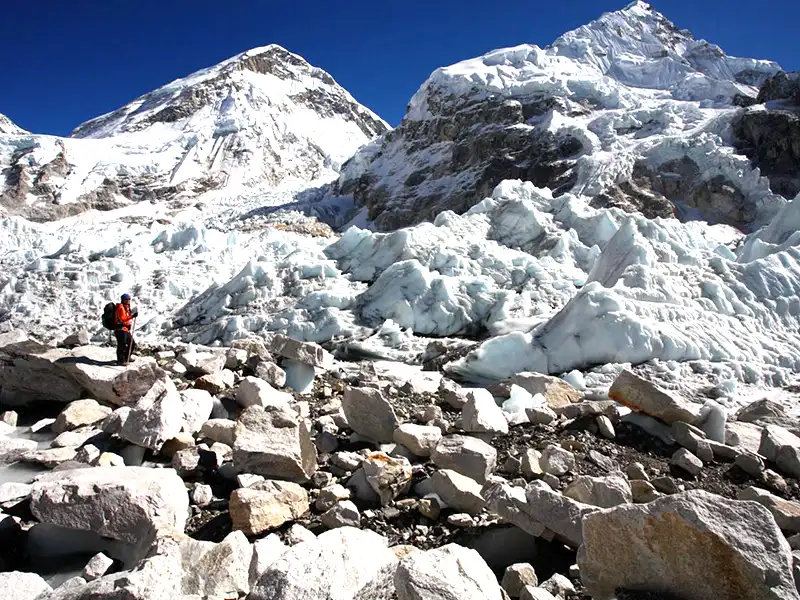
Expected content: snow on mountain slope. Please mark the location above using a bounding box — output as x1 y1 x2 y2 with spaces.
336 1 784 232
0 114 27 136
0 45 388 222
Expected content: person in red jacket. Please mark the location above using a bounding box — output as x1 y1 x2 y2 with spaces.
114 293 139 366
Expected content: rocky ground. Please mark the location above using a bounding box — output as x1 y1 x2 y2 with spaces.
1 329 800 600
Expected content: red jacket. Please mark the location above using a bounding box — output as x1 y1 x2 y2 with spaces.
115 303 134 332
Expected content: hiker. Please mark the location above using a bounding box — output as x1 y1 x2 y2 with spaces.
114 293 138 366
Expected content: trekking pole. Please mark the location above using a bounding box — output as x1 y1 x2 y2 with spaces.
126 317 137 365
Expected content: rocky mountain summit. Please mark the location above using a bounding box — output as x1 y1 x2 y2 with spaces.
2 330 800 599
336 1 788 232
0 45 387 222
0 114 27 136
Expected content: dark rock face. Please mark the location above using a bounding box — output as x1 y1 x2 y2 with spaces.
756 71 800 105
733 108 800 200
593 158 757 231
338 93 584 231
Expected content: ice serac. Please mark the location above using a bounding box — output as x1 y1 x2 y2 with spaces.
336 1 783 231
0 44 388 221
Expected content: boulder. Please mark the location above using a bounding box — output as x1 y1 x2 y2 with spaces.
199 418 236 446
509 372 582 410
118 378 184 451
521 449 543 478
483 479 599 547
53 399 112 434
362 452 413 505
232 405 317 482
179 389 213 434
250 535 288 588
316 484 352 512
59 346 167 406
563 473 632 508
236 376 294 410
0 571 52 600
395 543 503 600
0 482 32 507
230 480 309 535
737 486 800 533
672 448 704 476
270 334 333 369
439 378 470 409
62 329 91 347
502 563 538 598
30 467 189 544
321 500 361 529
342 386 399 443
608 370 700 425
249 527 397 600
431 434 497 483
177 349 227 376
631 480 662 504
83 552 114 581
0 436 38 465
737 398 787 423
462 389 509 435
393 424 442 457
430 469 485 515
51 427 102 449
194 370 235 394
540 444 575 477
0 341 84 403
578 490 800 600
255 361 287 388
726 421 764 453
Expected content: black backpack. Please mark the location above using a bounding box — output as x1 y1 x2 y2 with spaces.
102 302 118 330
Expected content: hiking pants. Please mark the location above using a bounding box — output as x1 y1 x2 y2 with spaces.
114 329 137 365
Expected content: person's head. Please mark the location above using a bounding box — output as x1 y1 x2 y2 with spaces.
121 293 131 305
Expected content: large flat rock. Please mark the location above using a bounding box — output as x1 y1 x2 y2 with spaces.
30 467 189 544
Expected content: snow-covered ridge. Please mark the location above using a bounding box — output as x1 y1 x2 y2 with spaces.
0 113 27 136
0 45 388 222
337 1 786 232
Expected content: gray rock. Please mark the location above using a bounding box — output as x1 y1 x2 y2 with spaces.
539 573 575 598
521 449 543 478
229 479 309 535
0 571 52 600
695 439 714 464
430 469 485 515
51 427 102 449
393 424 442 457
431 434 497 483
439 378 470 409
541 473 561 490
269 334 333 370
62 329 91 347
0 410 18 427
119 378 184 451
249 534 287 589
30 467 189 544
759 424 800 463
255 361 287 388
199 418 236 446
737 486 800 533
362 452 413 505
53 399 112 434
0 436 39 465
249 527 397 600
625 462 649 481
0 482 32 507
737 398 788 423
596 415 615 439
194 370 235 395
483 479 599 547
672 421 707 452
178 389 213 434
777 445 800 478
191 484 213 507
20 446 78 468
736 452 767 477
671 448 704 476
509 372 583 410
520 588 557 600
232 405 317 483
526 406 557 425
342 386 399 443
651 476 682 495
316 484 352 511
578 490 800 600
630 480 662 504
608 370 700 425
706 439 741 462
462 389 508 435
563 473 632 508
236 376 293 410
725 421 764 453
83 552 114 581
502 563 538 598
177 349 227 376
284 523 317 546
395 543 503 600
540 444 575 477
321 500 361 529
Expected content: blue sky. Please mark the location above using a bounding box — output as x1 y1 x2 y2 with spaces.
2 0 798 135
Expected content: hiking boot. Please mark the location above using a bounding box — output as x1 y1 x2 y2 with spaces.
128 356 137 363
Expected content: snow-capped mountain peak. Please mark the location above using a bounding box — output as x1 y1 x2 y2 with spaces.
1 44 388 221
0 113 28 136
